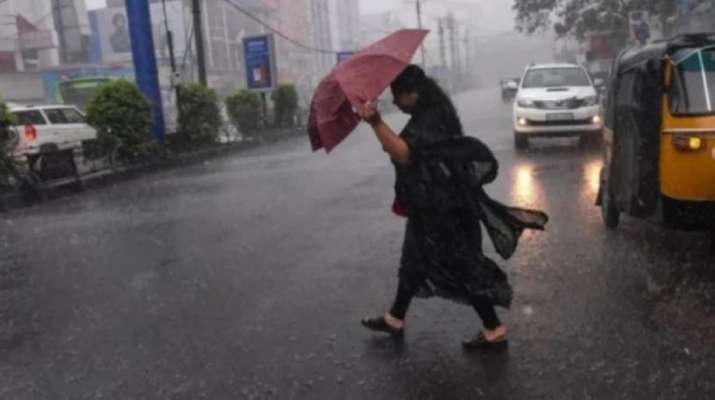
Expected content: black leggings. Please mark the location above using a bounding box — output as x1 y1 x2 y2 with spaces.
388 279 501 330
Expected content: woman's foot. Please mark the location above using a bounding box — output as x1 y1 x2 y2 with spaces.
360 313 404 338
462 325 508 351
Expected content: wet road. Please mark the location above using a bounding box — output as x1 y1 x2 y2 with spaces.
1 88 714 399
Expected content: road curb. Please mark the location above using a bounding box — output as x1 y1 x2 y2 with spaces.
0 130 306 213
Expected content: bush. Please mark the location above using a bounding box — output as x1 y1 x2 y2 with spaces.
225 89 262 136
0 99 17 184
0 100 13 129
177 83 222 146
85 80 155 162
271 84 298 128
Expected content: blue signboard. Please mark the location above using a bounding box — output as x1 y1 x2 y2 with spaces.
336 51 354 65
243 34 277 91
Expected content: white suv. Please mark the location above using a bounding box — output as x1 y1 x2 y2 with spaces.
513 63 604 149
8 104 97 185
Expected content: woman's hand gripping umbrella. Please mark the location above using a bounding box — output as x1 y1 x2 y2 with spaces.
308 29 429 153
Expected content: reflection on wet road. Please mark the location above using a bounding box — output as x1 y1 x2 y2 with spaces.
511 164 537 207
507 147 602 213
1 88 714 399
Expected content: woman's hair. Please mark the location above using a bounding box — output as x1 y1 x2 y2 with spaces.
391 65 463 136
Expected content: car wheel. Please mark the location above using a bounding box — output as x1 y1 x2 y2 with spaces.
600 172 620 229
514 132 528 150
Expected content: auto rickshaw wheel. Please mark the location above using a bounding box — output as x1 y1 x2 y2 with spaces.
600 174 620 229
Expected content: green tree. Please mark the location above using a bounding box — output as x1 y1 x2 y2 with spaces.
178 83 222 146
271 84 298 128
513 0 679 43
85 80 155 163
225 89 262 137
0 99 17 184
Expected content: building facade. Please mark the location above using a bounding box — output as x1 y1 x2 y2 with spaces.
330 0 359 52
359 11 404 46
310 0 333 77
0 0 90 73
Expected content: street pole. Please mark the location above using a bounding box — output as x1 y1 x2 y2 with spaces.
448 13 456 72
162 0 179 94
52 0 67 63
161 0 182 136
438 17 446 68
455 26 461 75
415 0 426 69
191 0 208 85
464 29 469 69
125 0 165 145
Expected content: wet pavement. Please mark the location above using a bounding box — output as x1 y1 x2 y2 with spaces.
1 88 714 399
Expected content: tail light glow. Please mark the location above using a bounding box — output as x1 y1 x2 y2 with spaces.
24 124 37 143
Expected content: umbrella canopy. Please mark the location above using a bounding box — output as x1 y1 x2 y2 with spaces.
308 29 429 153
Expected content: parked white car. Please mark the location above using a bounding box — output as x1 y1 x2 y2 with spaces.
10 104 97 156
513 63 604 149
8 104 97 185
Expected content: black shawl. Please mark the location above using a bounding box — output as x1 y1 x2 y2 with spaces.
392 106 548 308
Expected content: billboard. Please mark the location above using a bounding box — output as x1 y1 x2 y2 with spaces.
91 2 187 64
16 15 54 50
243 34 277 91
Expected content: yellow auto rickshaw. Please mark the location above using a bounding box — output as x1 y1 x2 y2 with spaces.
598 34 715 238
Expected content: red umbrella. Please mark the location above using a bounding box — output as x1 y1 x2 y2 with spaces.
308 29 429 153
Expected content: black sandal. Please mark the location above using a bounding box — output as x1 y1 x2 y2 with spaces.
462 332 508 351
360 316 404 338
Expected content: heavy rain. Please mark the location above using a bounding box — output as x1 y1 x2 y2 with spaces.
1 0 715 399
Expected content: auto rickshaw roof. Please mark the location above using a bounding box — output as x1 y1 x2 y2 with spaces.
616 33 715 72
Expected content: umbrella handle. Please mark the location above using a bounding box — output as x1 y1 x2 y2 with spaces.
354 98 377 114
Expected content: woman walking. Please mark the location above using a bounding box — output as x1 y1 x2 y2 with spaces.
358 65 547 350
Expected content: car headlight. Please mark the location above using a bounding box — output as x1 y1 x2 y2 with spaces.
582 96 599 106
517 99 535 108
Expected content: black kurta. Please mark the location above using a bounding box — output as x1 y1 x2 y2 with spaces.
393 104 547 309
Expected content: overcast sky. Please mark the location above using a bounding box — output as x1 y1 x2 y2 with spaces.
85 0 515 35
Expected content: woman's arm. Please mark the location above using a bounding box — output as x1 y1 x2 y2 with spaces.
358 102 410 165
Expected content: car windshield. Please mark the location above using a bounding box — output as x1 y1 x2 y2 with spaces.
12 110 47 126
670 47 715 115
44 108 85 124
522 67 591 88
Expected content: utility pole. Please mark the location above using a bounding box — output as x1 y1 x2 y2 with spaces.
191 0 207 85
52 0 68 63
463 29 470 69
438 17 446 68
415 0 426 69
455 27 461 75
448 12 456 72
161 0 182 135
